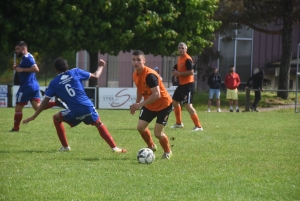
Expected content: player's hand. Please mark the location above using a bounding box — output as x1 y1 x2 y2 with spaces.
98 59 106 67
13 64 17 70
130 103 141 115
130 105 136 115
172 69 178 76
22 116 35 124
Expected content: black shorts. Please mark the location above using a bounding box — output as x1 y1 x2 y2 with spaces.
139 104 173 126
172 83 194 104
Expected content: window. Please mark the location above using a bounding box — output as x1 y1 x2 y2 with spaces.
218 26 253 82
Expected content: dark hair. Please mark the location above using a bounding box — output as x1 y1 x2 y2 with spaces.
229 65 234 68
132 50 145 57
54 57 68 72
15 41 27 47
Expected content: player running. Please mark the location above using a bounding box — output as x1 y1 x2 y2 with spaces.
130 50 173 159
11 41 67 132
23 57 127 153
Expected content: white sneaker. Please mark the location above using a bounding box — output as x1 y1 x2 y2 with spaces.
162 151 172 159
207 108 211 112
60 146 71 151
113 147 127 153
149 144 157 152
192 127 203 131
217 108 221 112
170 123 184 128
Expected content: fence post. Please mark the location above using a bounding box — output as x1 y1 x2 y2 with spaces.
245 88 250 111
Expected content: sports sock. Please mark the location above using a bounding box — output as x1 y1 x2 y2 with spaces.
53 116 68 147
236 106 239 110
97 123 117 148
191 113 202 128
13 112 22 130
230 106 233 110
174 105 182 125
44 102 57 110
139 128 154 148
158 134 171 153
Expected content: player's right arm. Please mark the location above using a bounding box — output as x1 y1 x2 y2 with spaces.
130 91 142 115
90 59 106 79
22 97 51 124
136 91 142 103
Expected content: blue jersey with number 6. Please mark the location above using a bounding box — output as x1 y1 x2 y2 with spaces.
45 68 93 110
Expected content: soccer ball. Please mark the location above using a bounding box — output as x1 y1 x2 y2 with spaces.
137 148 155 164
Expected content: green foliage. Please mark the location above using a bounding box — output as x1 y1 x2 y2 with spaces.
0 108 299 200
215 0 300 99
0 0 221 56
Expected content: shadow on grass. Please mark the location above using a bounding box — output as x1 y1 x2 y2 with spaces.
82 157 132 162
0 149 58 154
110 128 136 131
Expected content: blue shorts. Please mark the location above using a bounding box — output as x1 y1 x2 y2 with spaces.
16 88 40 105
209 89 220 99
60 106 99 127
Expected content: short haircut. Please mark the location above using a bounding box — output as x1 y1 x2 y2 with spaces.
54 57 68 72
229 65 234 68
178 42 187 49
16 41 27 47
132 50 145 57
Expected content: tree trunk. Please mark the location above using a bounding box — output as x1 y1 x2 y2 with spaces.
277 2 293 99
88 51 99 87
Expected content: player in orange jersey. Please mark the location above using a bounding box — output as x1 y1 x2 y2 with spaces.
170 42 203 131
130 50 173 159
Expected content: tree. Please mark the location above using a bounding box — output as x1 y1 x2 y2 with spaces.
215 0 300 99
0 0 221 86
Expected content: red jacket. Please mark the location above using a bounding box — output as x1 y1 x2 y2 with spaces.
225 72 240 89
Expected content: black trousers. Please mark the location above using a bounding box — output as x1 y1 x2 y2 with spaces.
252 90 261 108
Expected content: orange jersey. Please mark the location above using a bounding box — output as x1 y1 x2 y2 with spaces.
177 53 194 85
133 66 172 111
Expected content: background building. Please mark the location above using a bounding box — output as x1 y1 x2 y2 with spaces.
77 25 300 91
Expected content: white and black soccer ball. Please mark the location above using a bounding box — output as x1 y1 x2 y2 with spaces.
137 148 155 164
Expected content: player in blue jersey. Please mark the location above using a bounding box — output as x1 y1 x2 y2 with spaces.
22 57 127 153
11 41 41 132
11 41 63 132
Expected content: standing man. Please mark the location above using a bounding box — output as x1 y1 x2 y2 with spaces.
224 65 240 112
207 67 222 112
11 41 41 132
170 42 203 131
130 50 173 159
23 57 127 153
245 68 264 112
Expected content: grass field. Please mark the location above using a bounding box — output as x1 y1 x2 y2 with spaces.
0 105 299 201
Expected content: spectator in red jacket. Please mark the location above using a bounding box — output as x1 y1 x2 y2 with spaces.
224 65 240 112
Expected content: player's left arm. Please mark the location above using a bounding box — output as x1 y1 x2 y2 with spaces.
90 59 106 79
15 64 39 73
236 74 241 87
22 97 51 124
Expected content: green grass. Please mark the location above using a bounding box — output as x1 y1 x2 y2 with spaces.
0 106 299 201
